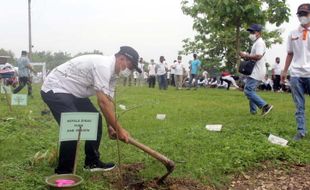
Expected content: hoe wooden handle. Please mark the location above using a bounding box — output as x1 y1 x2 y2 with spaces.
128 137 175 174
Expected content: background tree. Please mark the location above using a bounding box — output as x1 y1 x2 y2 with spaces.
180 0 290 73
0 48 16 64
31 51 72 70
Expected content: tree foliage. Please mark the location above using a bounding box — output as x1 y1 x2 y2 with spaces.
0 48 16 64
180 0 290 73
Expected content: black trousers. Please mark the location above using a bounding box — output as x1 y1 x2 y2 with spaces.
273 75 281 91
148 76 156 88
170 74 175 86
41 90 103 173
13 77 32 95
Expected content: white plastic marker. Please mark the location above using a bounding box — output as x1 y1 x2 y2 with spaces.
205 124 222 131
156 114 166 120
268 134 288 147
119 104 126 110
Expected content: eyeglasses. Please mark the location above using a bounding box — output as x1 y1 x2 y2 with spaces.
297 12 309 17
249 31 256 34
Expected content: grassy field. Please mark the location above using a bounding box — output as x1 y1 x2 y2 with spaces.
1 84 310 189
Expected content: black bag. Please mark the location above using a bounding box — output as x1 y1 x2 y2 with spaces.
238 60 256 75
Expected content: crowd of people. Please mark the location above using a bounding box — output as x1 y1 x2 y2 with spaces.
121 55 291 93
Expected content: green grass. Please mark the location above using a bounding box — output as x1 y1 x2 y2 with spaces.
1 84 310 189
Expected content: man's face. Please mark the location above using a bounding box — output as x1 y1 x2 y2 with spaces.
276 58 280 63
297 11 310 25
119 56 134 71
160 57 165 63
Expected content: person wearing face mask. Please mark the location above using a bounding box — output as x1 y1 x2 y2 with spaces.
239 24 273 116
40 46 141 174
272 57 282 92
282 3 310 141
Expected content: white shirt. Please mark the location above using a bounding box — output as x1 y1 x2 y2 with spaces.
148 64 156 76
174 62 184 75
138 62 144 73
42 55 116 98
250 37 266 81
156 62 167 75
287 26 310 77
272 63 282 75
170 62 175 74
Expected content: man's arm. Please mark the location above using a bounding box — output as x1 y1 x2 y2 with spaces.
281 52 294 82
239 52 263 61
96 91 129 142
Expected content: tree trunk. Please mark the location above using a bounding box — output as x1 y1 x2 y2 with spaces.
235 18 241 72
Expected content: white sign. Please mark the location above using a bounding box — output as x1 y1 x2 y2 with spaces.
11 94 27 106
268 134 288 147
119 104 126 110
205 124 222 131
1 85 11 94
59 112 99 142
156 114 166 120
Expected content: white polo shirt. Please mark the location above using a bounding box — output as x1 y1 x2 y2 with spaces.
156 62 167 76
148 64 156 76
272 63 282 75
287 26 310 77
250 37 266 81
174 62 184 75
41 55 117 98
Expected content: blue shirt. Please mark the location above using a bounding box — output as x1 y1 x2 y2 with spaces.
17 56 31 77
191 59 201 74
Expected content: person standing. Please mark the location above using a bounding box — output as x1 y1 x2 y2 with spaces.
187 54 201 90
173 56 184 90
136 57 145 86
156 56 168 90
170 60 176 86
148 59 156 88
272 57 282 91
282 3 310 141
239 24 273 116
13 51 36 97
41 46 142 174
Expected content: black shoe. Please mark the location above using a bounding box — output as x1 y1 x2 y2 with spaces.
262 104 273 116
293 133 305 141
84 160 115 172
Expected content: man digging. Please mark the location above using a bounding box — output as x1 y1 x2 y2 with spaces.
41 46 141 174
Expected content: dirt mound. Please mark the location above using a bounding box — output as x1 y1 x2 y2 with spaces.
230 163 310 190
107 163 212 190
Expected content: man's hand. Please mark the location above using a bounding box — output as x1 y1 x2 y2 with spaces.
117 128 130 143
108 125 130 143
108 126 117 140
239 51 248 59
281 71 287 84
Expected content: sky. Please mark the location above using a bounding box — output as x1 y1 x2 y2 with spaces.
0 0 309 67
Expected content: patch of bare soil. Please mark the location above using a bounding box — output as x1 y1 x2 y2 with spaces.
229 163 310 190
106 163 213 190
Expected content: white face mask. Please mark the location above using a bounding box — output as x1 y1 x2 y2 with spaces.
249 34 257 41
119 67 132 77
298 16 310 25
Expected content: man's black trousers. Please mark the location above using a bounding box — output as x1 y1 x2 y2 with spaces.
41 90 103 173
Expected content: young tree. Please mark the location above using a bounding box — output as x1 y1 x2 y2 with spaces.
180 0 290 72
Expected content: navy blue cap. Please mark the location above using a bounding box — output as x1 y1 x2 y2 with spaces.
297 4 310 14
118 46 141 73
247 24 263 32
